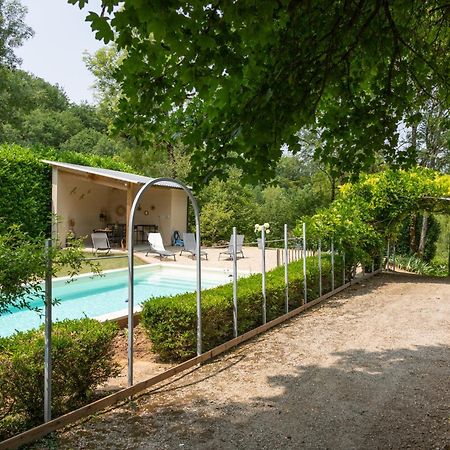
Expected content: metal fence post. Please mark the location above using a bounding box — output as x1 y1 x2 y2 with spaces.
44 238 52 423
386 240 390 271
342 251 346 285
284 224 289 313
302 222 307 304
392 244 396 272
318 239 322 297
261 225 267 324
331 239 335 291
232 227 238 338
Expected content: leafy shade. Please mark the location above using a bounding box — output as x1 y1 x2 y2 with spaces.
297 168 450 265
70 0 449 183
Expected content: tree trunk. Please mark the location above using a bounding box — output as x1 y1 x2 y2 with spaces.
166 141 177 178
417 212 429 259
409 213 417 253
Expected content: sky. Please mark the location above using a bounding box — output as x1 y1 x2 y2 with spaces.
16 0 105 104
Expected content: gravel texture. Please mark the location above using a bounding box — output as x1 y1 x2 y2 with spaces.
37 272 449 449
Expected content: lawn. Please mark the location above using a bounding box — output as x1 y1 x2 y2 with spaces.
56 252 146 277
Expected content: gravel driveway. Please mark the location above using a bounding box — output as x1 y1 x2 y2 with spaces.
42 272 449 449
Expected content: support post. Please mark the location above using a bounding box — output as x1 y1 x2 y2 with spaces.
392 244 396 272
342 251 346 285
318 239 322 297
331 239 335 291
125 184 133 250
284 224 289 313
302 222 307 304
44 239 52 423
261 225 267 324
386 240 390 271
232 227 238 338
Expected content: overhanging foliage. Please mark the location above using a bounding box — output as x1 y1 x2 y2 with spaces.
70 0 449 183
297 168 450 264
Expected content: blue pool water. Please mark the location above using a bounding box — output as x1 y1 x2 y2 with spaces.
0 265 232 337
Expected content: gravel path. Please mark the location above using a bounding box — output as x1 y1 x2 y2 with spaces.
45 273 449 449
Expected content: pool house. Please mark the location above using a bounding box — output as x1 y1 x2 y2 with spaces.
45 160 188 248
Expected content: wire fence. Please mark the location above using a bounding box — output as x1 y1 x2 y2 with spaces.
9 222 385 447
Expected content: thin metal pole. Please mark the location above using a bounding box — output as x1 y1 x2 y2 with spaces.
392 244 396 272
284 224 289 313
302 222 307 304
128 178 202 387
318 239 322 297
232 227 238 338
261 225 266 324
44 239 52 422
386 240 390 271
342 252 346 285
331 239 335 291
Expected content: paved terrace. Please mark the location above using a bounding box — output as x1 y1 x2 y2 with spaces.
88 245 285 274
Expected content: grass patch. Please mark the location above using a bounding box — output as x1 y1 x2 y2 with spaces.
55 252 146 277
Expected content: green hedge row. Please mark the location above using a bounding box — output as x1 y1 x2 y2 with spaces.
0 319 119 439
0 144 134 236
141 256 344 361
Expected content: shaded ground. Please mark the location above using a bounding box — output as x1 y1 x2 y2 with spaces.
40 273 449 449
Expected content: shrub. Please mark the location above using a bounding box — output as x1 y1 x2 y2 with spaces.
141 256 343 361
394 254 447 277
0 318 119 437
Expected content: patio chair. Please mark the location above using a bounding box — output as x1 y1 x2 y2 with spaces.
218 234 245 260
146 232 176 260
180 233 208 260
91 232 111 256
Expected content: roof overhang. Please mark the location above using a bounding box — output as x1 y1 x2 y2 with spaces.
43 160 187 190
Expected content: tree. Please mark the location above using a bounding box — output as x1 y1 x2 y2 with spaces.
70 0 449 184
0 0 33 67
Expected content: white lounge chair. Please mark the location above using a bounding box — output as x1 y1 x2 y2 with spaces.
180 233 208 260
146 233 176 260
218 234 244 260
91 232 111 256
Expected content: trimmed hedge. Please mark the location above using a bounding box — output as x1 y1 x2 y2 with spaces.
141 256 344 361
0 144 135 236
0 319 119 439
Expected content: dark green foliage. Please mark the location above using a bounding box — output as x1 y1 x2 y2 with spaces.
71 0 450 184
0 319 119 438
0 144 134 236
0 145 51 236
141 256 341 361
396 214 441 262
0 0 33 68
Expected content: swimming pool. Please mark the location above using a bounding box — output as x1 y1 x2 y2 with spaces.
0 264 233 338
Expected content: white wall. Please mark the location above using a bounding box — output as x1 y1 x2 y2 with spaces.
53 169 188 247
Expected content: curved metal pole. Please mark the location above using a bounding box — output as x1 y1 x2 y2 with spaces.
127 178 202 387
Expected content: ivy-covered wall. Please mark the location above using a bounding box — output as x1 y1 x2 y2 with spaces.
0 144 134 236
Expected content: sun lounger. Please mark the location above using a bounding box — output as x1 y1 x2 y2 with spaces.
91 232 111 256
180 233 208 259
145 232 176 260
218 234 244 260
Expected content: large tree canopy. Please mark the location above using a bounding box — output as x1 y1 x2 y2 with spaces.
0 0 33 67
71 0 449 183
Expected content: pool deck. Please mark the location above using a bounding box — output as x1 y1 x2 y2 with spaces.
138 245 283 274
91 245 282 274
